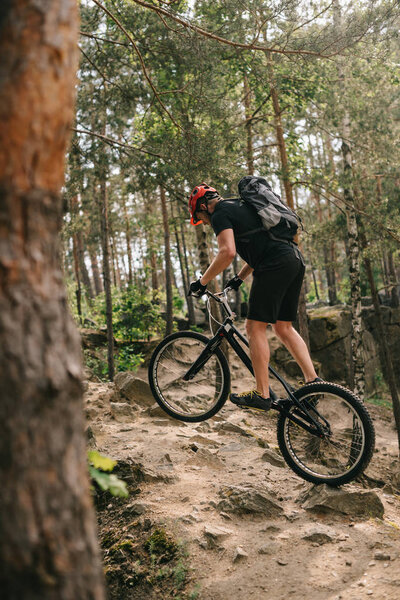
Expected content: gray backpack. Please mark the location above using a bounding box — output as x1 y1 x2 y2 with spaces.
238 176 302 243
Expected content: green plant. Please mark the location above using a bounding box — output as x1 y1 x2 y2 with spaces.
116 346 144 372
88 450 129 498
83 349 108 381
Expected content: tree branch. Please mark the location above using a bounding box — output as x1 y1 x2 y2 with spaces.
91 0 182 130
72 127 166 159
129 0 335 58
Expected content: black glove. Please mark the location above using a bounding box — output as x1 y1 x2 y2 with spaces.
189 278 207 297
224 274 243 291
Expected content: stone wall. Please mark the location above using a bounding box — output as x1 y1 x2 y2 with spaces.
307 304 400 393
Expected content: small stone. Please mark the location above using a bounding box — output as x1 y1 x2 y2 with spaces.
374 552 391 561
258 543 277 555
277 559 288 566
260 448 285 468
203 524 232 548
233 547 248 562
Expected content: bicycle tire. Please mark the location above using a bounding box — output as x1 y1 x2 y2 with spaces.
148 331 231 422
276 382 375 486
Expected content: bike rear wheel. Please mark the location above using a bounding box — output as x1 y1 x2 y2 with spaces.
276 382 375 485
148 331 230 422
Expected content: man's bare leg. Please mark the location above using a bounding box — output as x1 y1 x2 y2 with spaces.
272 320 317 382
246 319 270 398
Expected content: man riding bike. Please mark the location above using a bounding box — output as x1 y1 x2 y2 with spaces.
188 182 321 412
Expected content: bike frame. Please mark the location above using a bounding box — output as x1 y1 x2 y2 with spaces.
184 290 328 437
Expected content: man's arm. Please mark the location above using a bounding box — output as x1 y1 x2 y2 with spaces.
200 229 236 285
237 263 253 280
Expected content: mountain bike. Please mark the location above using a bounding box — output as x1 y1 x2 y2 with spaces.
148 289 375 486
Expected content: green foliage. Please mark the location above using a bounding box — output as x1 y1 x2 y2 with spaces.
112 288 164 341
88 451 129 498
116 346 144 372
83 349 108 381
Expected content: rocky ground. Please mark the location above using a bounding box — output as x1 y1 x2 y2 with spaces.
84 334 400 600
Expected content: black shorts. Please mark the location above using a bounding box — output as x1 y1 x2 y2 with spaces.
247 250 305 324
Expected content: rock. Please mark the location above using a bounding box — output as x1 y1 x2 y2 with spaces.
215 422 251 436
301 525 336 545
203 524 232 548
218 483 283 516
391 470 400 492
374 552 391 561
80 328 108 348
195 422 212 433
118 459 178 485
300 484 384 518
261 448 285 468
114 372 154 407
110 402 138 422
187 448 224 469
189 435 221 448
258 542 279 555
233 546 248 562
145 403 167 417
122 502 147 516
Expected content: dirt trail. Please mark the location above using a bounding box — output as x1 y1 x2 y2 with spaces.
85 336 400 600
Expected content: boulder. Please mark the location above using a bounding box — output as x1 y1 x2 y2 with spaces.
300 484 384 519
308 306 379 392
218 483 283 516
114 372 154 407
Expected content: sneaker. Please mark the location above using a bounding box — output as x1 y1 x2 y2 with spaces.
230 390 271 412
298 377 324 386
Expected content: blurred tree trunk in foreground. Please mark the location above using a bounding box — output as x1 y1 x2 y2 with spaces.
0 2 105 598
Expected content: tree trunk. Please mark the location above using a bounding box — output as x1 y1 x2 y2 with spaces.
123 198 133 286
160 187 173 335
0 1 105 598
89 246 104 295
171 202 196 325
267 51 310 347
76 230 94 300
359 227 400 452
99 178 115 380
72 231 83 323
243 74 254 175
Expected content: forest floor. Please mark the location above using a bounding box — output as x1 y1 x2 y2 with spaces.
84 329 400 600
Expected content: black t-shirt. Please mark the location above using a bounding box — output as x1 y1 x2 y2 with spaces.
211 199 293 273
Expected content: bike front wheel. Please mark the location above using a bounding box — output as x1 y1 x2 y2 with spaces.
276 382 375 486
148 331 231 422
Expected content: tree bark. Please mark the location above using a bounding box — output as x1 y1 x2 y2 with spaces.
77 229 94 300
89 246 104 295
243 74 254 175
0 1 105 598
171 202 196 325
98 178 115 380
160 187 173 335
359 227 400 452
122 198 133 286
266 51 310 347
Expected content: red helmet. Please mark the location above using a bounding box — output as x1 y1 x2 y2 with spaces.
188 183 218 225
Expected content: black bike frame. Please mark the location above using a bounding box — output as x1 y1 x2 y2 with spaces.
184 291 328 437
